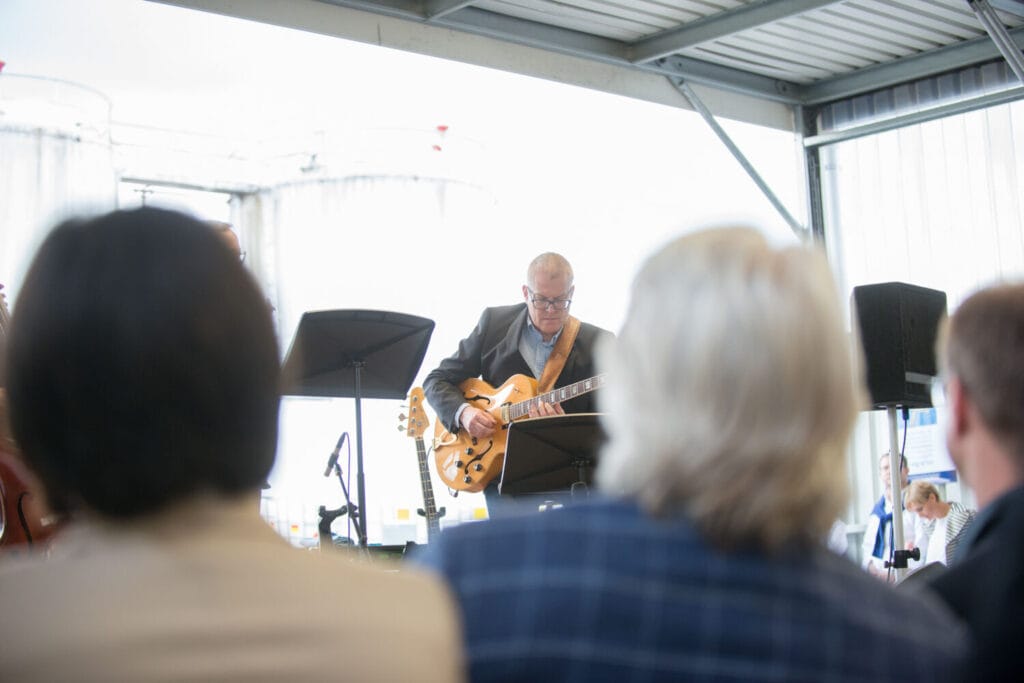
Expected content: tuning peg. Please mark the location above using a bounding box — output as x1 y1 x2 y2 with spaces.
398 425 406 433
398 412 407 421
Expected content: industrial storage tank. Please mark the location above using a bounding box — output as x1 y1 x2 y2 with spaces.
0 73 117 295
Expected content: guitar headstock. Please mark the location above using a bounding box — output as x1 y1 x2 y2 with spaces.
402 387 430 439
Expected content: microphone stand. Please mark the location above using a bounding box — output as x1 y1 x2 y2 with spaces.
320 433 366 554
317 504 351 551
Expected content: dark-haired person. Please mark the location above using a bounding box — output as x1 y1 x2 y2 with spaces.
416 227 966 682
925 283 1024 681
0 208 464 682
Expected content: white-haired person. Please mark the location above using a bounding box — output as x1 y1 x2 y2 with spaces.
905 480 975 566
413 226 966 682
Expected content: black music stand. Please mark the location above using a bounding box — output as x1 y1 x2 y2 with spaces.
498 413 604 500
282 309 434 547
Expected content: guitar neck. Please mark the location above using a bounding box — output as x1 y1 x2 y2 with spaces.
506 374 606 421
414 438 441 539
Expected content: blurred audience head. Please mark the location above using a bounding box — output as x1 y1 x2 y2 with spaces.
6 207 279 519
209 220 242 261
597 226 863 550
938 282 1024 504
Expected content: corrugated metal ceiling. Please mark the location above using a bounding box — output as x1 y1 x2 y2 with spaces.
314 0 1024 105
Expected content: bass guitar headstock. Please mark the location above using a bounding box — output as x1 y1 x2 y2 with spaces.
400 386 430 439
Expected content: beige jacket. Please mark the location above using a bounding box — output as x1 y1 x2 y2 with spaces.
0 496 465 682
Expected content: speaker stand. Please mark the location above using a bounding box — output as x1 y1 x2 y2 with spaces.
885 405 907 582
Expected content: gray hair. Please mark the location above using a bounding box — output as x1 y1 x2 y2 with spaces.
596 227 863 550
526 252 573 290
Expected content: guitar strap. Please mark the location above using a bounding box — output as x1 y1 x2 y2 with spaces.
537 315 580 393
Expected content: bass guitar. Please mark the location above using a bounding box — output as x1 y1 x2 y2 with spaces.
401 387 444 541
433 373 605 492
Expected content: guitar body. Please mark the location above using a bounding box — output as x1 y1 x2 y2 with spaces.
433 374 538 493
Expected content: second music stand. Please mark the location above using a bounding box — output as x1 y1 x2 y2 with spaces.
282 309 434 546
499 413 604 500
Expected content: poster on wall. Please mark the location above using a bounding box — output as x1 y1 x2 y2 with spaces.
903 408 957 482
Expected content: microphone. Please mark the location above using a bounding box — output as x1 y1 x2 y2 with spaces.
323 432 348 477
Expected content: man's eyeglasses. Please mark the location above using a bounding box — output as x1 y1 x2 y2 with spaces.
528 289 572 311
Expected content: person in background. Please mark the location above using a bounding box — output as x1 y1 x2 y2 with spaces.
861 451 918 579
209 219 244 262
415 226 965 682
926 282 1024 680
905 480 975 566
0 207 464 682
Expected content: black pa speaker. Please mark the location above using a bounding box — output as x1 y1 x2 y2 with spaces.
852 282 947 409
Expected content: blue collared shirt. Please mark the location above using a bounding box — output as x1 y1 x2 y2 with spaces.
520 317 562 379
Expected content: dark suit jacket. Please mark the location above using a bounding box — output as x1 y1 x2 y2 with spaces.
927 485 1024 682
424 304 612 432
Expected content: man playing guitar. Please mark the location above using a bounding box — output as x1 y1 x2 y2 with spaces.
423 253 613 510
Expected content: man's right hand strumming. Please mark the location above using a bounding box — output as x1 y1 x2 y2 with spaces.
460 405 498 439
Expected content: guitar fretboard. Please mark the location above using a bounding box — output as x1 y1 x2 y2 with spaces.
506 374 606 421
414 438 441 540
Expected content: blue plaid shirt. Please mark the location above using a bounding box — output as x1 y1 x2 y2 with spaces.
414 498 966 682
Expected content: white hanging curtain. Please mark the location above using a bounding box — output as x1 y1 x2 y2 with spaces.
821 97 1024 556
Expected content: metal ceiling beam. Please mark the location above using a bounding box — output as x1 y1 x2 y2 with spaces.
315 0 803 101
988 0 1024 17
319 0 421 20
435 7 630 59
431 7 803 102
803 86 1024 148
970 0 1024 84
631 0 840 64
800 25 1024 104
425 0 476 20
656 55 801 101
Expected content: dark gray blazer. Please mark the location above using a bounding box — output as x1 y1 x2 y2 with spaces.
423 303 612 432
926 485 1024 681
